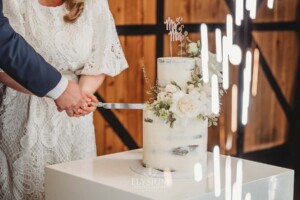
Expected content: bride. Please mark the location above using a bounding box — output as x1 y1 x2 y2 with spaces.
0 0 128 199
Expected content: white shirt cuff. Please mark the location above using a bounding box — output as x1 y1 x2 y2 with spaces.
46 76 68 100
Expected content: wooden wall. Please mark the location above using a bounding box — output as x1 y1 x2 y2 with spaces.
94 0 299 156
245 0 300 152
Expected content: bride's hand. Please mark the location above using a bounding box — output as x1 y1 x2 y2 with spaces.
72 91 98 117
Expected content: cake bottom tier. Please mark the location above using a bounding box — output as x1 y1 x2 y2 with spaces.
143 109 208 172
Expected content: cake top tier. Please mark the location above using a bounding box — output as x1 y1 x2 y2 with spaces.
157 57 195 89
158 57 195 64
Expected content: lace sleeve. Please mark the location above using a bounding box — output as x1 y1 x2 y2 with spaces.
77 0 128 77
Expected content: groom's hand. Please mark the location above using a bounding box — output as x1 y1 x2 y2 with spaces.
55 80 88 116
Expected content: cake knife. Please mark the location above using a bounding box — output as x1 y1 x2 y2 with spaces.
90 102 144 110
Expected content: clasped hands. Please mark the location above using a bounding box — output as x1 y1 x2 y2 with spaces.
54 80 98 117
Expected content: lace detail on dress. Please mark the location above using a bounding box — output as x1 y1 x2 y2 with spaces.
77 0 128 76
0 0 127 199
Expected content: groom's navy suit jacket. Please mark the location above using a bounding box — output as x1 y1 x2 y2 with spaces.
0 0 61 97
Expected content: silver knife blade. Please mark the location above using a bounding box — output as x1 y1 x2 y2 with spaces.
91 102 144 110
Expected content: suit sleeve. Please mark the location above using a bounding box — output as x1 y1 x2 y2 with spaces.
0 7 62 97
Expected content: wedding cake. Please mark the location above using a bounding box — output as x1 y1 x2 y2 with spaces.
142 18 223 174
143 57 209 173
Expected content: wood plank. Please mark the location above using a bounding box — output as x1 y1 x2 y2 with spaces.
109 0 156 25
165 0 229 23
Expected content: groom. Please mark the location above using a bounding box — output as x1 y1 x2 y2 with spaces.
0 0 88 116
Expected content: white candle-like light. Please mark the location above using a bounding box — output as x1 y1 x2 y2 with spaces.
194 163 203 182
222 36 229 90
236 159 243 200
268 0 274 9
232 182 237 200
215 28 222 63
242 51 252 125
229 45 242 65
231 84 238 132
248 0 258 19
225 156 232 200
235 0 244 26
163 170 173 187
246 0 251 11
213 146 221 197
226 14 233 46
201 24 209 83
225 133 233 151
245 193 252 200
252 48 260 96
212 74 220 114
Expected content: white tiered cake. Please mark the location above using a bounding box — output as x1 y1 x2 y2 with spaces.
143 57 208 173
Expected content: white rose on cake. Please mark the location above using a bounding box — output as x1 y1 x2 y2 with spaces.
188 42 199 57
170 91 201 119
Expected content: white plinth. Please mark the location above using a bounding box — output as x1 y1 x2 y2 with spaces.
45 149 294 200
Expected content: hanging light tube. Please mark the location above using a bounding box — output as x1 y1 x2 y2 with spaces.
231 84 238 132
226 14 233 46
268 0 274 9
235 0 244 26
215 28 222 63
213 146 221 197
222 36 229 90
247 0 258 19
242 51 252 125
252 48 260 96
225 156 232 200
212 74 220 115
201 24 209 83
236 160 243 200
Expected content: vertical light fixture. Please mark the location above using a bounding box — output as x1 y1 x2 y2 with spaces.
212 74 220 114
163 170 173 187
268 0 274 9
251 48 260 96
231 84 238 132
194 163 203 182
201 24 209 83
225 156 232 200
245 193 252 200
235 0 244 26
213 146 221 197
236 160 244 200
222 36 229 90
215 28 222 63
226 14 233 46
229 45 242 65
246 0 258 19
246 0 251 12
242 51 253 125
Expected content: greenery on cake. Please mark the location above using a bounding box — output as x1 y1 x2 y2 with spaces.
143 32 225 128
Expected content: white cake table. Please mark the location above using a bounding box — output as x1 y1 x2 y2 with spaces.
45 149 294 200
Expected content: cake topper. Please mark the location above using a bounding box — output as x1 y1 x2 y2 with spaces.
164 17 184 57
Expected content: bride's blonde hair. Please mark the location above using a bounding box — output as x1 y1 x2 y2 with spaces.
63 0 84 23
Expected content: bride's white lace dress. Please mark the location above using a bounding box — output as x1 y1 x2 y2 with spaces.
0 0 128 199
